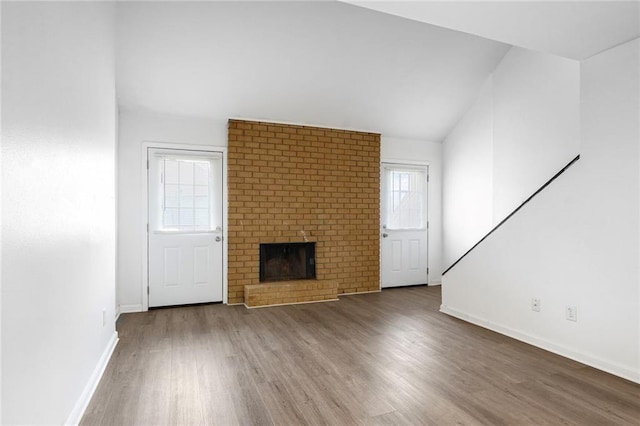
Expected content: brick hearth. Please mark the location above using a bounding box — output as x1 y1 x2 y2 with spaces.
244 280 338 308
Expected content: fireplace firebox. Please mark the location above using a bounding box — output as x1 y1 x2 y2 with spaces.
259 242 316 282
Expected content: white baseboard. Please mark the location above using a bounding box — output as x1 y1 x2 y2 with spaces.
119 304 143 314
440 304 639 384
429 281 442 286
65 331 119 426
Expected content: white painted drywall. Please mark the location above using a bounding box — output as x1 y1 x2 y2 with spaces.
442 38 640 383
443 77 493 266
382 137 443 284
492 48 580 223
1 3 118 424
442 47 580 267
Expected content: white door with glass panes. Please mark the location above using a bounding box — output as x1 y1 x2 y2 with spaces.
148 148 223 307
381 164 429 288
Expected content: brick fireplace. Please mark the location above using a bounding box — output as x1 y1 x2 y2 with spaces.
227 119 381 305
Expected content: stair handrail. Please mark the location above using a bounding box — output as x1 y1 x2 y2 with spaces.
442 154 581 276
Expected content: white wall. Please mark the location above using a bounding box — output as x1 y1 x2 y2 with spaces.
492 47 580 222
117 109 226 311
443 47 580 267
1 3 118 424
382 137 443 284
442 39 639 383
442 78 493 265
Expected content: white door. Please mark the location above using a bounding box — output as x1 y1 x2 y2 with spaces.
381 164 429 288
148 148 224 307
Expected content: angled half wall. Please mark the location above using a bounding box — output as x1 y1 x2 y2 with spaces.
442 39 639 383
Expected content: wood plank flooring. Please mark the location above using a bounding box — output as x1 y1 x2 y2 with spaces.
81 286 640 425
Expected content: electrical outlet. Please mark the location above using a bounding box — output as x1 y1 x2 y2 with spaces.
531 298 541 312
566 306 577 322
102 309 107 327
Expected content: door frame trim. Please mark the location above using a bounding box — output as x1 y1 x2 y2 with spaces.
141 141 228 310
380 159 430 288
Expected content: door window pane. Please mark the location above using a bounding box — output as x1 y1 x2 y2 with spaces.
164 160 179 184
180 185 194 208
164 184 179 208
179 208 194 226
161 159 212 231
195 195 209 209
179 161 194 183
194 209 209 227
385 168 426 230
194 163 209 185
163 208 179 227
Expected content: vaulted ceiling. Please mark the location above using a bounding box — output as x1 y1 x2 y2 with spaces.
116 1 509 141
345 1 639 60
115 1 638 141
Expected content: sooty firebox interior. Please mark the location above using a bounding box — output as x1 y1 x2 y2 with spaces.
259 242 316 282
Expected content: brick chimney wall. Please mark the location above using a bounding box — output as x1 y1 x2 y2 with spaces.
227 119 381 304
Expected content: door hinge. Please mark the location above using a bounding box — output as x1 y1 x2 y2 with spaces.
427 268 430 275
147 159 149 170
427 174 430 183
147 286 150 295
427 221 429 229
147 223 149 233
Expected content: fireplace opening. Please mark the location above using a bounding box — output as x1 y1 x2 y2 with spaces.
259 242 316 282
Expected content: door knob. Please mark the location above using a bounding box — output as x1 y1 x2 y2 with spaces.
382 233 388 238
215 236 222 242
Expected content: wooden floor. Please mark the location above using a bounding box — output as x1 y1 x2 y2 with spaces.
82 286 640 425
